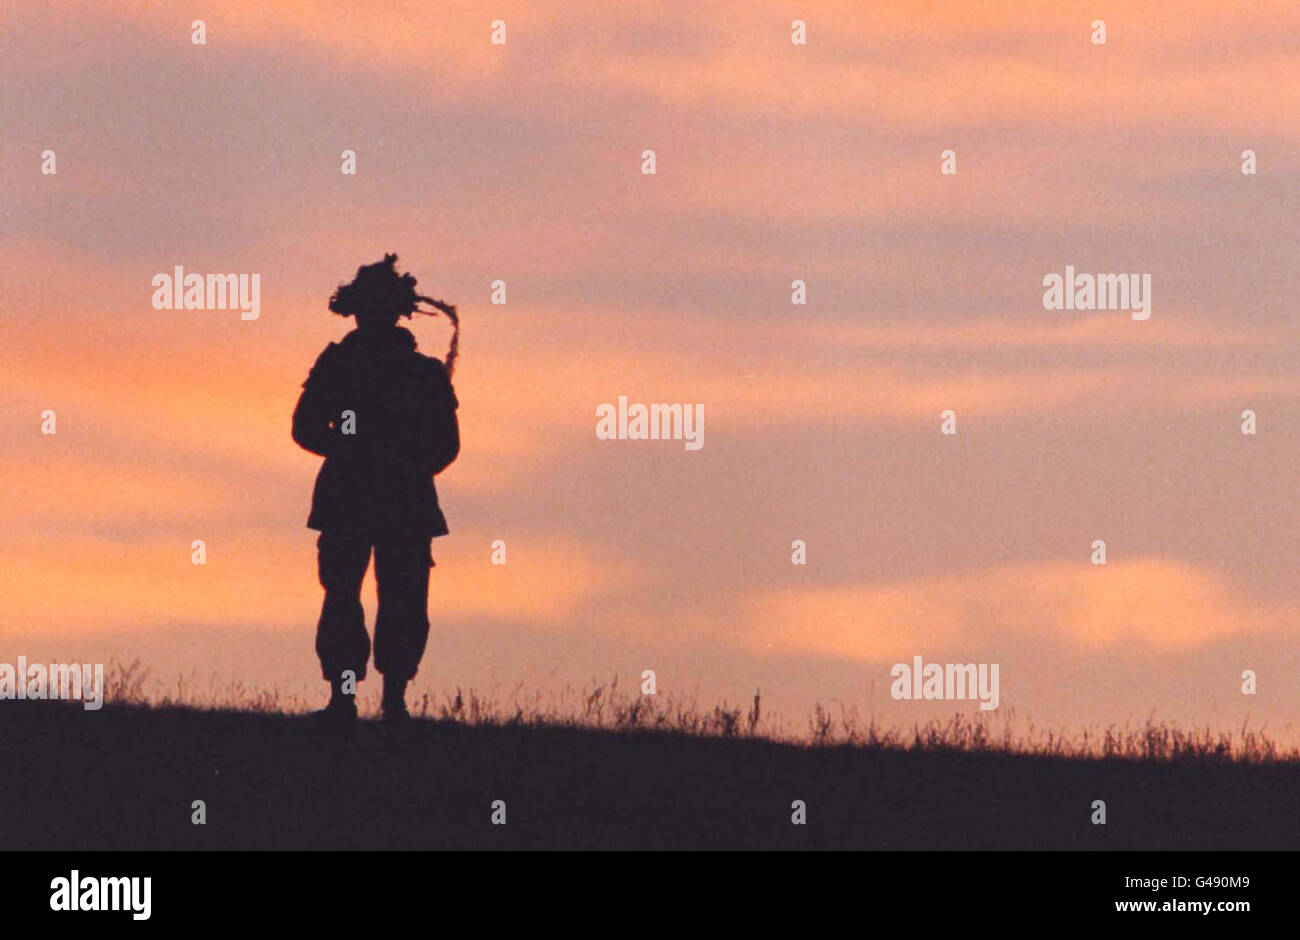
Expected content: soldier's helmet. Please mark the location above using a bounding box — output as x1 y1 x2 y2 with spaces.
328 253 421 321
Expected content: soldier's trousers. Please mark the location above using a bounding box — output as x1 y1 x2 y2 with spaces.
315 530 433 683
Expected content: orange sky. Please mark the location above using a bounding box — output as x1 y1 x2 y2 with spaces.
2 1 1298 734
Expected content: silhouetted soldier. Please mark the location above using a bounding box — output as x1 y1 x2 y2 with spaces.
293 254 460 722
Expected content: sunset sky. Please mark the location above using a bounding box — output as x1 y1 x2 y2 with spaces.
2 1 1298 734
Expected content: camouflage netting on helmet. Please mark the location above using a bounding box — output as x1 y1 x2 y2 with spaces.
328 253 422 319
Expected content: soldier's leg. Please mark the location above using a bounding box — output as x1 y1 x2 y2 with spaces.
315 531 374 685
372 533 433 688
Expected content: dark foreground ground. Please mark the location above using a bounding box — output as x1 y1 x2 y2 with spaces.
3 701 1298 849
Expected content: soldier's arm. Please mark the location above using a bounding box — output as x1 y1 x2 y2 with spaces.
291 346 338 457
424 359 460 475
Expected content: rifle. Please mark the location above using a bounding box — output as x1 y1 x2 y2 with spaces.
411 294 459 378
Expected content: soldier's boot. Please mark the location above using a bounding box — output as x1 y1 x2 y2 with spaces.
381 675 410 722
313 676 358 724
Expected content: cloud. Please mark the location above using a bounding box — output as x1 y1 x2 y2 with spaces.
0 529 621 637
744 557 1288 661
27 1 1297 135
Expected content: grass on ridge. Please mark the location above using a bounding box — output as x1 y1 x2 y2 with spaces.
99 658 1297 764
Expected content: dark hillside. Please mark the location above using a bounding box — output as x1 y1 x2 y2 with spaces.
3 702 1297 850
